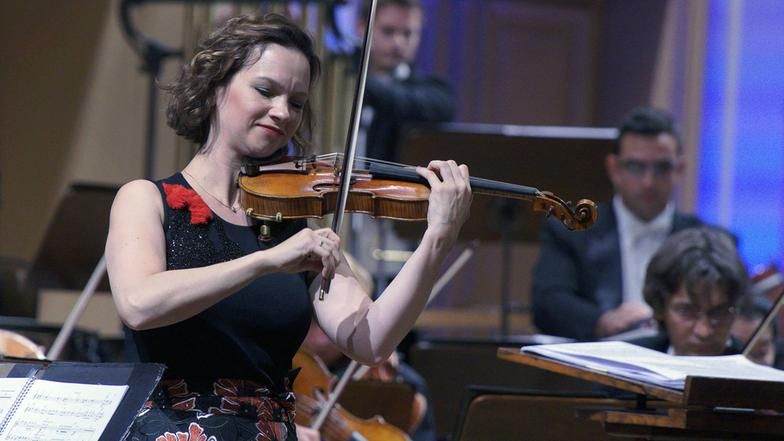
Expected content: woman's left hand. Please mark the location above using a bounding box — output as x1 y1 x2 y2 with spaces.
416 160 473 244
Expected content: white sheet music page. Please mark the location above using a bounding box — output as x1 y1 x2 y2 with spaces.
0 379 127 441
522 341 784 389
0 379 29 424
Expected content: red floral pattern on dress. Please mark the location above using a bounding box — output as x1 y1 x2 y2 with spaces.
155 422 217 441
254 412 288 441
163 183 213 225
161 379 199 412
151 378 295 441
165 379 192 397
210 379 292 441
171 396 198 412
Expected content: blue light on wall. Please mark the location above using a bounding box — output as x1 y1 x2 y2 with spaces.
699 0 784 270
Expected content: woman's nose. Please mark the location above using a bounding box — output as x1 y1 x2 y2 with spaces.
269 98 290 121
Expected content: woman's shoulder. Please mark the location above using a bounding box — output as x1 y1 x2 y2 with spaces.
111 179 164 219
117 179 161 201
116 174 184 203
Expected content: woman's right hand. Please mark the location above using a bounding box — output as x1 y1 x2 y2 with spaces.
268 227 341 280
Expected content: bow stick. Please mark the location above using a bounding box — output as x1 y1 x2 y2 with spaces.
317 0 378 301
310 0 378 431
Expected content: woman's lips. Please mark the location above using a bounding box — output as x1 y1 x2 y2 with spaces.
259 124 284 136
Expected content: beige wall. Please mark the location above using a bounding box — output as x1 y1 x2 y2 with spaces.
0 1 185 261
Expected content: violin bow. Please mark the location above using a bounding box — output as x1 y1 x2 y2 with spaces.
310 0 378 431
742 289 784 358
317 0 378 301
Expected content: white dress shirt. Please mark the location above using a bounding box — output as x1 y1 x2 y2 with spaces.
613 195 674 314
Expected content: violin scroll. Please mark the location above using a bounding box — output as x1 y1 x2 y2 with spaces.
532 192 598 231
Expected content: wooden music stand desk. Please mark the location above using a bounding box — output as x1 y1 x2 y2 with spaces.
497 347 784 440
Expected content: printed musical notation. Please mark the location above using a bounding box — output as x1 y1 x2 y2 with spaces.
0 380 27 424
0 379 127 441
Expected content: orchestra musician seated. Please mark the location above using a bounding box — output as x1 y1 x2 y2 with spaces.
625 227 748 356
532 107 706 341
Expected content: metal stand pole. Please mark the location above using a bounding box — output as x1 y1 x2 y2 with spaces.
47 256 106 360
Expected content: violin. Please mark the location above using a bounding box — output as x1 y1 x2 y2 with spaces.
239 154 598 231
292 350 411 441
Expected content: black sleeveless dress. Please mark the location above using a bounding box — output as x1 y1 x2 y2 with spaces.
127 173 311 441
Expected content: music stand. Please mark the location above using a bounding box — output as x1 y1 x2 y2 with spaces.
16 183 118 318
396 123 616 335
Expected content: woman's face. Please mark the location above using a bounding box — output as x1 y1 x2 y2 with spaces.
212 43 311 158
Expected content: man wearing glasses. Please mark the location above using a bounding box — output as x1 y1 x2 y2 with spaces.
532 107 706 340
630 227 746 355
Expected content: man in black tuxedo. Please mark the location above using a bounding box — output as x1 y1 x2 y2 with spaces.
532 107 704 340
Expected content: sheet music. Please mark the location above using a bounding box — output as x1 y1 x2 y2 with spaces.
0 379 127 441
522 341 784 389
0 379 29 424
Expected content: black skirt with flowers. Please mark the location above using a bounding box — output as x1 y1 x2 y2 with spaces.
127 378 297 441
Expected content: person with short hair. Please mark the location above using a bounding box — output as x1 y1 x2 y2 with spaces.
628 227 748 356
532 107 705 340
356 0 455 163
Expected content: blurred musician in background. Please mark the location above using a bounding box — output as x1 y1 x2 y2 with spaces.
352 0 458 297
532 107 707 340
302 318 436 441
627 227 748 356
356 0 455 163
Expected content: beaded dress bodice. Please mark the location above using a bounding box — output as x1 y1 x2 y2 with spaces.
127 173 312 391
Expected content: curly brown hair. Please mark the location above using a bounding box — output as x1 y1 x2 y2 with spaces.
164 13 321 155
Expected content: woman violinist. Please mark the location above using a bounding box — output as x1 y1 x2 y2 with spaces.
105 13 472 441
